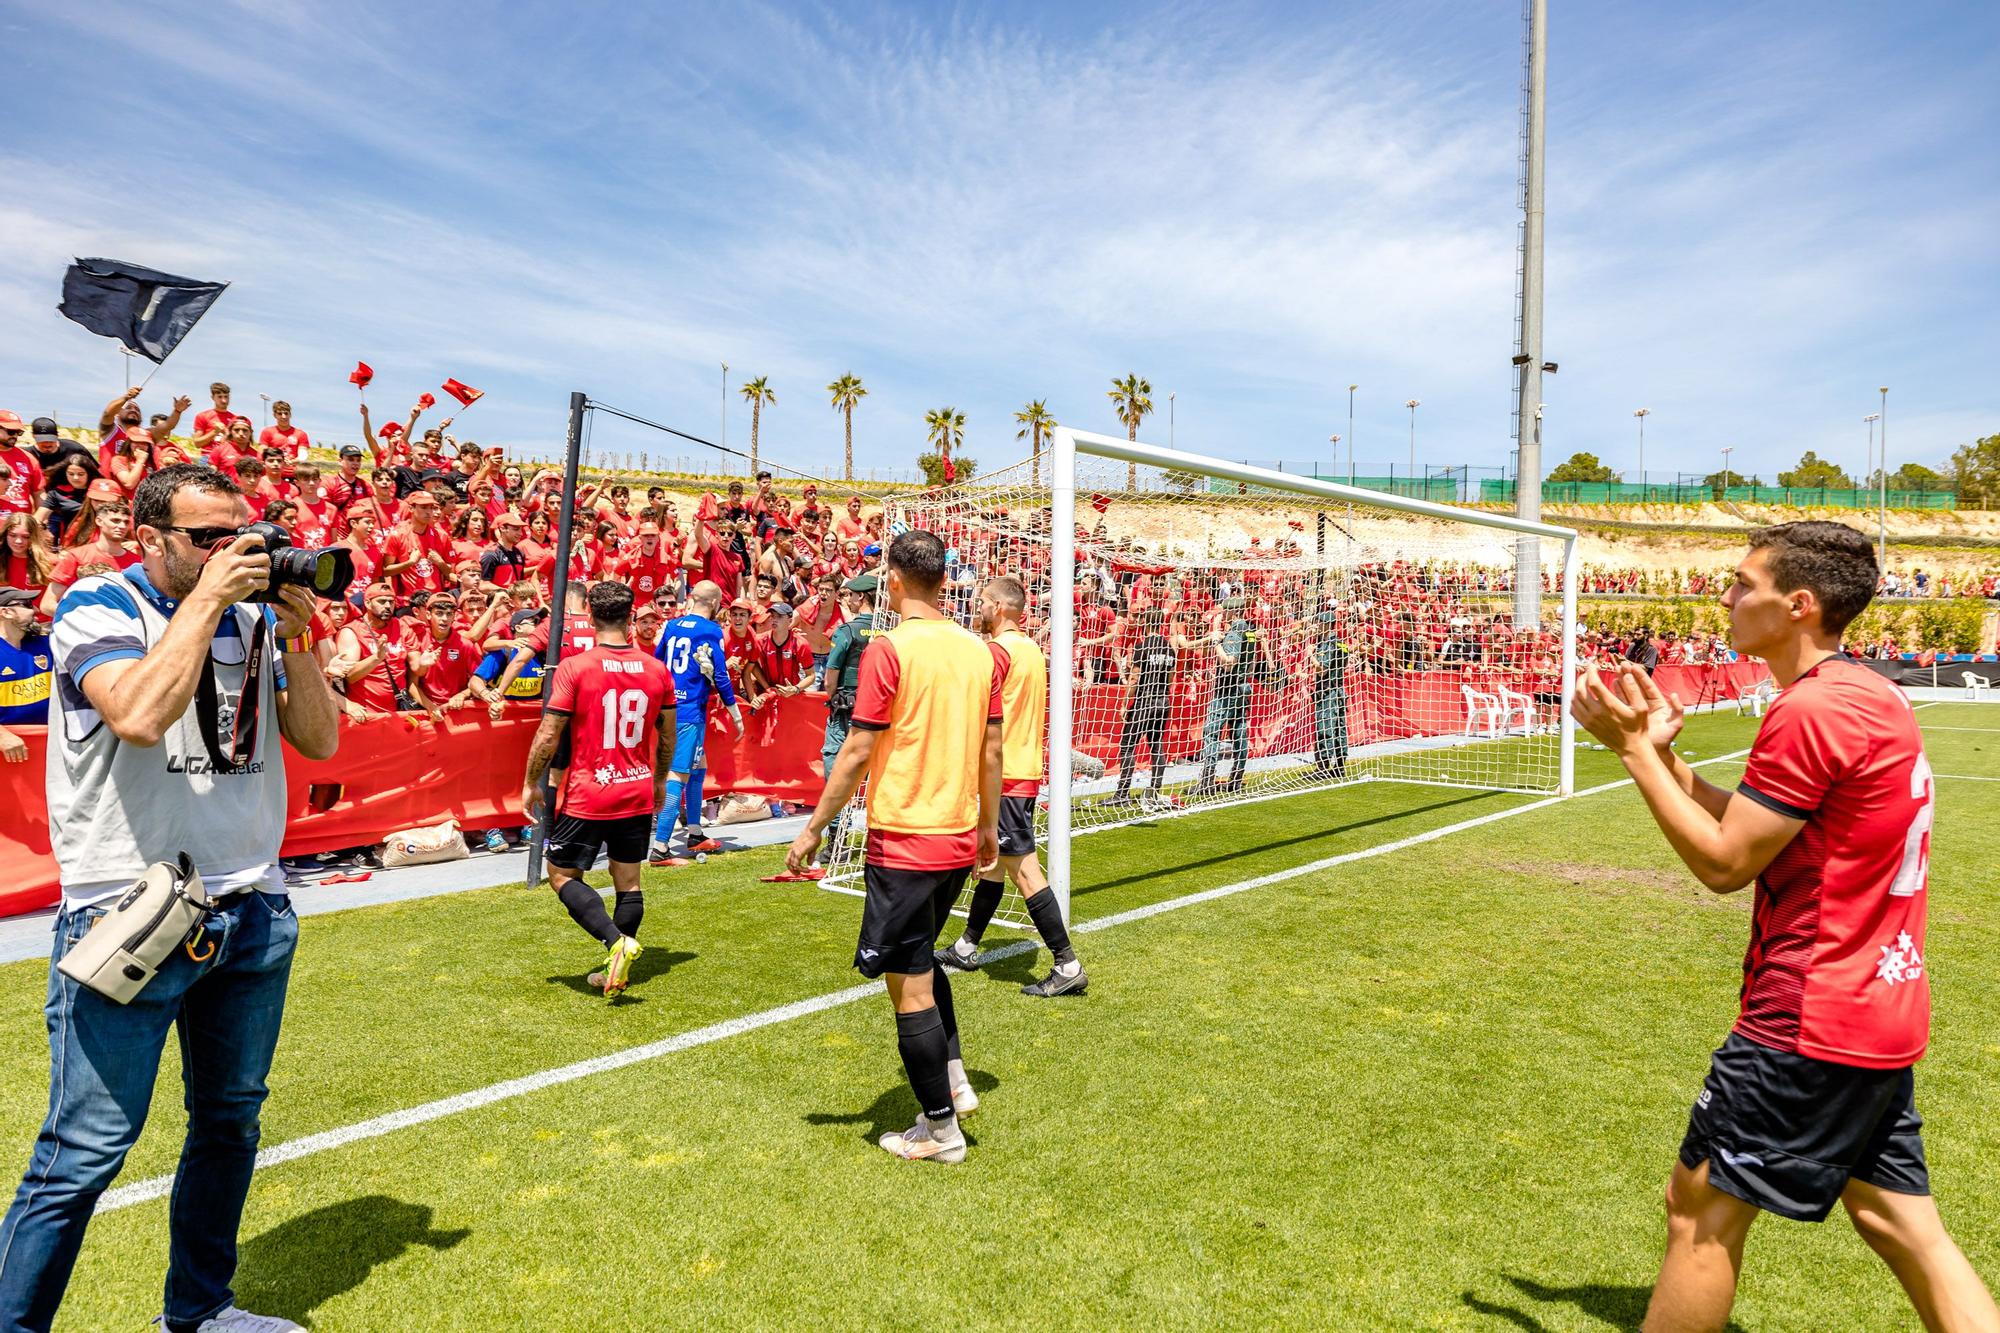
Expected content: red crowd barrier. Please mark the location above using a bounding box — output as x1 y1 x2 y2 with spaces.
0 665 1771 920
0 693 833 919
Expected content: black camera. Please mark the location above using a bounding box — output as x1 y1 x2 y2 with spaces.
240 520 356 604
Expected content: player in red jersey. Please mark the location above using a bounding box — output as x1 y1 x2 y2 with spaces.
520 581 673 1000
1572 522 1996 1331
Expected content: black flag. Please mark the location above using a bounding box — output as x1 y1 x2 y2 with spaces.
58 258 228 364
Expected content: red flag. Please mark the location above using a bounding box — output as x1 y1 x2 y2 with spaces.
416 392 436 411
378 420 405 438
441 378 483 406
1089 493 1111 514
941 456 957 484
1287 519 1305 531
348 361 373 388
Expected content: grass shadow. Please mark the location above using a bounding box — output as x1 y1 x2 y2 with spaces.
233 1195 468 1327
544 949 696 996
804 1070 1000 1144
1076 790 1502 898
1462 1275 1747 1332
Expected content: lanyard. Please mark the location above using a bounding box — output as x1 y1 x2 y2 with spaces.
196 614 267 774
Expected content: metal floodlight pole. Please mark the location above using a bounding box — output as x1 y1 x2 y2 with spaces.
1512 0 1548 628
1405 399 1420 474
1634 408 1650 483
1346 384 1357 486
1877 386 1889 569
720 362 729 471
1168 391 1175 451
526 389 589 890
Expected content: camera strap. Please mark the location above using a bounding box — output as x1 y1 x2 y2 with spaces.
196 613 268 774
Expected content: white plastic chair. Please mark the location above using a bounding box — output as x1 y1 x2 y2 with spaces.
1967 673 1992 702
1735 679 1776 718
1461 685 1503 738
1495 686 1537 735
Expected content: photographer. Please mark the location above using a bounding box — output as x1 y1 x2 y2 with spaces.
0 464 340 1333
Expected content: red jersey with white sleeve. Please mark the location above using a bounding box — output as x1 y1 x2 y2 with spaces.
546 644 672 820
1733 657 1933 1068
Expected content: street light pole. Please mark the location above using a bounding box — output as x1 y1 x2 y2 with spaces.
259 394 271 432
719 362 729 471
1169 391 1175 452
1328 435 1340 480
1719 445 1734 498
1633 408 1650 486
1347 384 1357 486
1405 398 1420 480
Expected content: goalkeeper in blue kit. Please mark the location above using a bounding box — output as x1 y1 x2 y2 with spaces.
650 580 743 863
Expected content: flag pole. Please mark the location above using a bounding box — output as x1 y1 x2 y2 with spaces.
524 390 588 891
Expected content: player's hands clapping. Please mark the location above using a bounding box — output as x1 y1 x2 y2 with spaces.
1570 662 1657 757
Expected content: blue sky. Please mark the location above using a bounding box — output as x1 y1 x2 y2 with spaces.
2 0 1995 485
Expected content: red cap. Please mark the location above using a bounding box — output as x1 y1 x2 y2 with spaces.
123 426 154 446
0 410 24 432
346 502 377 519
86 479 126 503
364 580 395 600
638 521 661 536
729 597 755 611
496 509 527 528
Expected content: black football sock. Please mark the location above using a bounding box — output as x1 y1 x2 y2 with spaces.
1024 886 1078 966
555 879 620 948
961 878 1005 946
612 889 644 938
894 1007 955 1122
931 964 962 1064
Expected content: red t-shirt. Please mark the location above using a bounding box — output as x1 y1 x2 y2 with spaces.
414 629 479 703
342 616 408 712
383 522 454 600
1734 659 1933 1068
546 644 672 819
698 532 744 598
0 447 44 516
259 424 310 457
203 439 251 480
49 545 139 587
615 548 678 605
291 499 339 549
755 631 816 690
520 617 597 661
194 408 241 443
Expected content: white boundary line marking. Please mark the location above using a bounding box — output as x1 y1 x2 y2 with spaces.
1935 773 2000 783
94 746 1753 1215
1921 727 2000 733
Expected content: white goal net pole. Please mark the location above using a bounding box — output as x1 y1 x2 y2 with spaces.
1049 432 1077 922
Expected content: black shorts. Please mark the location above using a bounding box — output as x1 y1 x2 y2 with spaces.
545 812 653 871
855 864 969 978
997 794 1037 858
1678 1032 1929 1222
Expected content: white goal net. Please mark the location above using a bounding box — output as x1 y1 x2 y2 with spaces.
819 429 1579 930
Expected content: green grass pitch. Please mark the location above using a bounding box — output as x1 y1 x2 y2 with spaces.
1 704 1995 1329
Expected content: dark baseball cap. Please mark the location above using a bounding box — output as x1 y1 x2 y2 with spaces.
510 607 549 631
843 574 878 595
30 417 59 441
339 443 364 458
0 585 40 608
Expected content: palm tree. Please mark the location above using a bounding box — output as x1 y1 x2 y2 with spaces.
924 406 966 482
826 373 867 481
1106 373 1153 489
739 376 775 474
1015 400 1057 485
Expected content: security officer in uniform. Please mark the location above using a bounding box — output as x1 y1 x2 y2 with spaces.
1310 603 1351 780
1190 596 1253 795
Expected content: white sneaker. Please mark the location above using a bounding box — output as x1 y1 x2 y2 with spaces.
157 1308 305 1332
879 1114 966 1163
952 1082 980 1118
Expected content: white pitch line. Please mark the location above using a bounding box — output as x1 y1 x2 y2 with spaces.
1921 727 2000 733
95 746 1752 1215
1935 773 2000 783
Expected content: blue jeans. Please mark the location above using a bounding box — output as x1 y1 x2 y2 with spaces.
0 892 298 1333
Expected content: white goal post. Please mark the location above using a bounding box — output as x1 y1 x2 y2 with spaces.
819 427 1581 928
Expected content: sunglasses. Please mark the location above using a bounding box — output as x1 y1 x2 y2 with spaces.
164 524 244 551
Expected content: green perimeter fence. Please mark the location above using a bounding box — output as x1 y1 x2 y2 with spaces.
1477 480 1958 509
